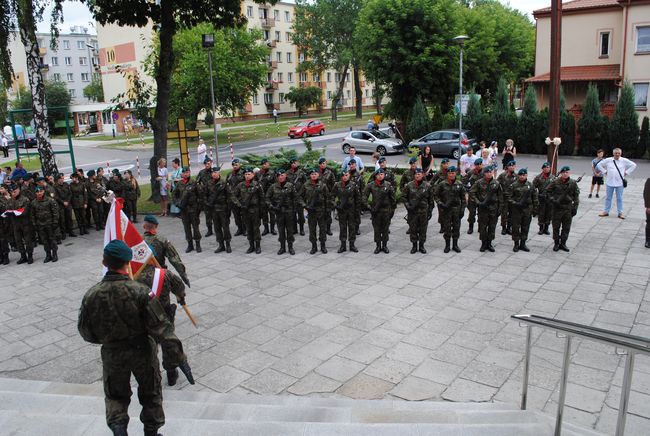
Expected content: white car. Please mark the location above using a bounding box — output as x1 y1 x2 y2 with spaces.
341 130 405 156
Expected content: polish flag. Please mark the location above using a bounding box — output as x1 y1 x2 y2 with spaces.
103 197 153 277
1 208 25 218
148 268 166 299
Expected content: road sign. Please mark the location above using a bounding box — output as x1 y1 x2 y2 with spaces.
112 112 119 121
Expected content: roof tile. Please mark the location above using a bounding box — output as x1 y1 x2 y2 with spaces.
526 64 621 83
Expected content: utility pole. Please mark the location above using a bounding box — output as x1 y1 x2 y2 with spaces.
548 0 562 174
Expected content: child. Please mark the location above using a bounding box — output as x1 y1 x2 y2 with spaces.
589 149 604 198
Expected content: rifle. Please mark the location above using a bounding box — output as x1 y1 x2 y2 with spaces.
575 173 586 183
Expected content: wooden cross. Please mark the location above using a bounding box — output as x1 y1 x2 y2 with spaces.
167 118 200 169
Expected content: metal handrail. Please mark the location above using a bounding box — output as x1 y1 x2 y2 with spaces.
512 314 650 436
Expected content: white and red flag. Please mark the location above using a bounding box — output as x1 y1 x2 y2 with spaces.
103 197 153 277
148 268 166 299
1 208 25 218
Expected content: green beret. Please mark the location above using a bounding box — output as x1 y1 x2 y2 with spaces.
261 158 269 164
560 166 570 172
276 169 286 175
318 157 327 164
310 167 319 174
181 166 190 172
112 169 120 175
70 172 79 178
87 170 96 177
482 166 493 174
232 158 240 164
104 239 133 262
507 160 516 167
518 168 528 175
378 157 386 163
289 158 298 164
414 168 423 173
375 168 385 174
35 186 43 192
441 158 450 164
203 156 212 164
212 166 221 172
56 173 65 180
541 162 550 169
408 157 417 164
9 184 19 191
35 177 45 182
474 158 483 165
144 214 159 225
448 165 458 172
244 167 254 173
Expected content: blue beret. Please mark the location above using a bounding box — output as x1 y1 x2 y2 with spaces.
507 160 516 167
408 157 417 164
378 157 386 163
415 168 423 173
518 168 528 175
104 239 133 262
144 214 159 225
560 166 571 172
212 166 221 172
9 184 19 191
244 167 254 173
276 169 286 175
232 158 240 164
441 158 450 164
474 158 483 165
318 157 327 164
541 162 551 169
448 166 458 172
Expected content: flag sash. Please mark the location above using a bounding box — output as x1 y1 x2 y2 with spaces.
149 268 165 299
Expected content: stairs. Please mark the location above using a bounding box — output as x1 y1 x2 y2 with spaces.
0 377 603 435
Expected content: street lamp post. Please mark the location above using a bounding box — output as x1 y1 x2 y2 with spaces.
453 35 469 168
202 34 220 167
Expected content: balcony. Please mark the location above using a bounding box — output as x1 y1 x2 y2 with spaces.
40 64 49 71
261 18 274 29
266 39 277 48
267 60 278 69
265 81 279 90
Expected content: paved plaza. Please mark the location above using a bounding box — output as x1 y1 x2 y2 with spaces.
0 176 648 434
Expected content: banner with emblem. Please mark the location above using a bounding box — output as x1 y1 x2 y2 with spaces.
1 208 25 217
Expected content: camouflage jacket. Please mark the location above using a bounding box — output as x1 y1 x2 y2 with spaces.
107 178 124 198
403 180 434 212
256 169 276 193
233 180 264 210
86 179 106 202
546 177 580 211
400 169 416 192
348 169 366 193
363 180 396 212
435 180 466 211
318 167 336 191
173 179 201 212
136 265 186 309
206 177 231 212
69 181 87 208
299 180 329 212
469 178 502 212
30 197 59 227
0 196 9 236
506 180 539 214
462 169 483 194
286 168 306 191
265 181 298 213
123 180 140 201
533 173 556 202
8 194 31 224
144 231 188 283
331 180 360 212
54 183 72 207
497 171 517 200
196 168 212 189
226 169 245 190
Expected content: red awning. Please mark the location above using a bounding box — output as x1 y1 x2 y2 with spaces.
526 64 620 83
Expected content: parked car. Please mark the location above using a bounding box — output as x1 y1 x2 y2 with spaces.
288 119 325 138
341 129 405 156
409 129 477 160
3 124 37 148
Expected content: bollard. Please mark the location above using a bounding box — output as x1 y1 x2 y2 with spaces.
209 146 214 159
136 155 141 178
229 143 234 161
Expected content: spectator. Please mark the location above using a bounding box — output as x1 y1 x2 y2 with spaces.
272 108 278 123
169 158 183 215
597 148 637 219
156 158 169 217
589 149 605 198
459 146 476 175
479 148 492 169
645 178 650 248
11 161 27 180
196 138 207 164
501 139 516 169
489 141 499 164
1 133 8 158
2 167 11 186
367 119 374 130
371 151 381 170
420 145 435 178
342 146 364 172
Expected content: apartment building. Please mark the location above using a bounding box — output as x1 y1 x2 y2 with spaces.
527 0 650 123
7 26 99 104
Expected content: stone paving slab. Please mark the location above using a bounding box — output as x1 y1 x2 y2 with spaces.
0 174 648 433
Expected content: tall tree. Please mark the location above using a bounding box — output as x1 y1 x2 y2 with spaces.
83 75 105 102
486 77 517 147
1 0 64 176
406 96 432 142
12 81 71 128
293 0 364 120
464 92 482 141
609 81 640 155
83 0 272 200
516 86 540 154
578 83 608 156
285 86 321 116
638 116 649 159
354 0 461 123
0 81 8 125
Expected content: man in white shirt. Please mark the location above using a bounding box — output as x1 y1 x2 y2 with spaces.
342 146 364 172
596 148 637 219
1 133 8 158
459 147 475 175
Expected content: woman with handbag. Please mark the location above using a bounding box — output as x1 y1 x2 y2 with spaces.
596 148 637 219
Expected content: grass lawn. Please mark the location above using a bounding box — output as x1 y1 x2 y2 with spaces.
4 157 42 172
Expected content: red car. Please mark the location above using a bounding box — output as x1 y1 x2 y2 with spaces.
288 119 325 138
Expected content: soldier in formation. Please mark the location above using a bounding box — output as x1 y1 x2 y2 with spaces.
331 171 359 253
497 160 517 235
547 166 580 252
266 169 298 255
69 172 89 235
226 159 245 236
206 166 232 253
469 166 502 252
300 168 330 254
31 186 59 263
317 157 335 236
257 158 277 236
286 158 306 235
196 156 214 236
0 185 12 265
173 166 202 253
435 165 466 253
533 162 555 235
506 168 538 252
233 167 264 254
363 169 395 254
403 168 434 254
142 215 191 288
462 157 484 235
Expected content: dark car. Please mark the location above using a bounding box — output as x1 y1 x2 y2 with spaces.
409 129 477 160
3 125 37 149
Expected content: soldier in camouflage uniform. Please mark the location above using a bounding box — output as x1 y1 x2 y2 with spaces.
533 162 555 235
30 186 59 262
173 166 202 253
363 169 396 254
70 172 89 235
8 184 34 264
226 159 246 236
317 158 335 236
399 157 418 192
506 168 538 252
547 166 580 252
256 159 276 236
266 169 298 255
0 185 10 265
97 167 111 221
142 215 190 287
347 159 365 236
86 170 106 231
54 173 76 238
299 168 330 254
470 166 503 252
430 158 451 234
78 240 193 436
497 160 517 235
403 168 435 254
206 166 232 253
233 167 264 254
196 157 214 237
435 165 466 253
462 158 484 235
107 169 125 199
286 158 306 235
123 170 141 222
331 171 360 253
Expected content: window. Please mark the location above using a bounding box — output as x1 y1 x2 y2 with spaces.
335 73 340 82
64 57 72 66
267 72 273 82
313 73 320 82
346 72 350 82
298 52 305 63
279 93 285 103
285 11 291 22
347 90 351 98
246 6 253 17
263 30 270 40
277 72 283 82
259 8 267 19
81 73 90 82
636 26 650 53
79 57 88 65
69 89 75 97
327 91 332 99
599 31 610 57
63 40 70 49
52 73 61 81
365 89 369 98
51 56 58 66
77 40 85 49
299 72 307 82
634 83 649 107
285 32 292 42
288 72 293 83
274 31 281 41
92 56 99 66
327 72 331 83
276 52 282 62
274 10 280 21
66 73 74 81
253 93 259 105
264 93 273 104
286 52 292 63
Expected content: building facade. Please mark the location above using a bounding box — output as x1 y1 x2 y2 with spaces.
527 0 650 124
8 26 99 105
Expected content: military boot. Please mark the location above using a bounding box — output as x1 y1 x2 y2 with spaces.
326 225 333 236
225 241 232 253
337 242 346 253
480 241 487 252
559 240 570 252
487 241 495 252
410 242 418 254
310 242 318 255
51 248 58 262
205 229 213 237
439 226 444 233
374 242 382 254
419 242 427 254
506 224 512 235
27 252 33 264
538 225 544 235
2 252 9 265
544 224 551 235
109 423 128 436
299 223 305 236
513 241 520 252
214 242 225 253
69 231 77 237
271 225 277 235
167 368 179 386
179 361 195 384
444 237 451 253
320 241 328 254
452 238 461 253
234 227 244 236
349 241 358 252
262 224 269 236
195 241 202 253
467 223 474 234
255 241 261 254
553 240 560 252
501 226 507 235
185 241 193 253
519 241 530 252
277 242 286 255
144 430 163 436
288 242 295 255
44 250 52 263
246 241 255 254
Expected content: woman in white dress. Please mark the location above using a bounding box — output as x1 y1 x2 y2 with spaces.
197 139 207 164
156 158 169 216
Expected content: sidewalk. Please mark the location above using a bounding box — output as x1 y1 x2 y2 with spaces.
0 178 648 434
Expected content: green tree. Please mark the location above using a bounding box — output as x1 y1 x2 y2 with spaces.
638 116 649 159
11 81 71 126
516 86 540 154
83 75 105 102
354 0 461 122
559 87 576 155
486 77 517 146
294 0 364 120
609 81 639 155
1 0 65 176
0 82 8 125
285 86 322 116
464 92 482 141
578 83 608 156
406 96 432 142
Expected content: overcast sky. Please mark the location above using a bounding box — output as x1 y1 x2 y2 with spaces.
37 0 553 33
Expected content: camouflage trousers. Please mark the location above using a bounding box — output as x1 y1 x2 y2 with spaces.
408 210 429 243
